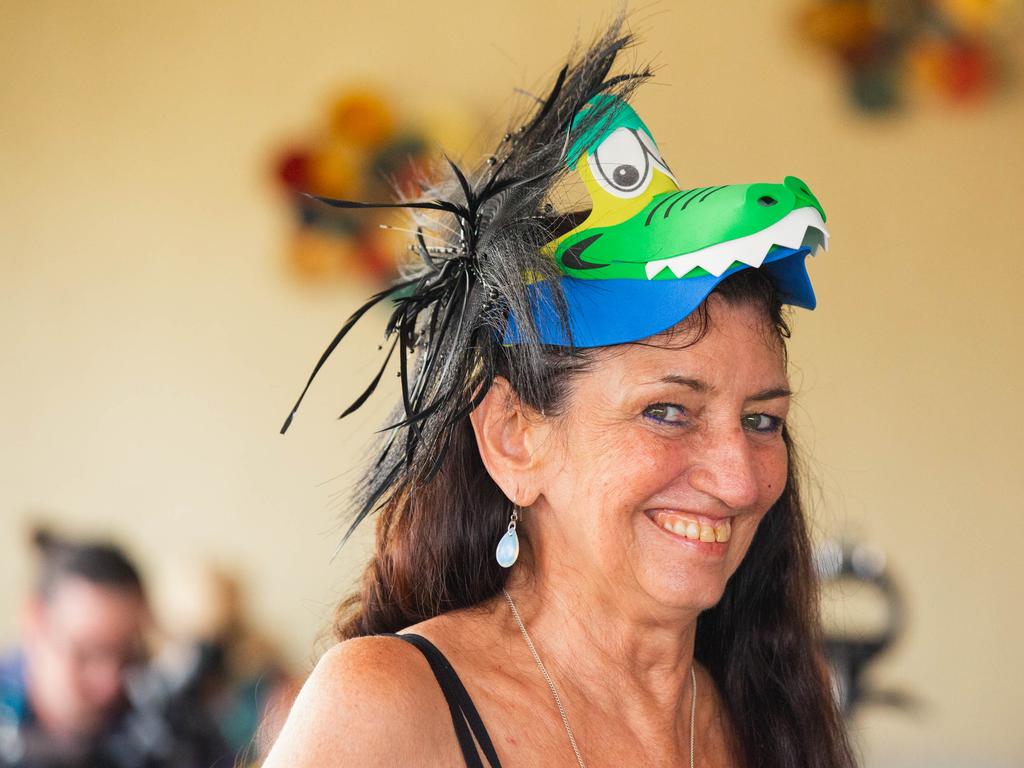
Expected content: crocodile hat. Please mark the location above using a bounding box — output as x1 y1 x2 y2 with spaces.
504 95 830 347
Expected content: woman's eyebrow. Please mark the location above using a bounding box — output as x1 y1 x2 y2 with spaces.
654 376 791 402
747 387 792 402
658 374 709 392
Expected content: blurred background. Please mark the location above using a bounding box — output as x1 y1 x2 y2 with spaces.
2 1 1021 766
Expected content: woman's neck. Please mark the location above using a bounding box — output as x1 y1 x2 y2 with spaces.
503 559 701 738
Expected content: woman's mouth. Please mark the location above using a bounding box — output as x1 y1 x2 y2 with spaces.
647 510 732 543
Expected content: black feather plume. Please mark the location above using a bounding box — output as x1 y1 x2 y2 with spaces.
281 17 651 545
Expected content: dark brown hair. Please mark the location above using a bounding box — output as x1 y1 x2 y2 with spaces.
334 268 857 768
31 526 144 601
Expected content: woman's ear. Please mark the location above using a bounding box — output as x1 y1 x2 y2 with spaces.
469 377 545 506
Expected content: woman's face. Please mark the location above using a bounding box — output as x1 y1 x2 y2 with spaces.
532 296 791 614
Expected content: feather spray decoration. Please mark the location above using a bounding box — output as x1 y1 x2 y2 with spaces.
281 17 651 546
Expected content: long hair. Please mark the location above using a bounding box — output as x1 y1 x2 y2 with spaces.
334 268 857 768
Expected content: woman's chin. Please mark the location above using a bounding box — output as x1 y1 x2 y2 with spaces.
641 574 728 614
633 513 733 612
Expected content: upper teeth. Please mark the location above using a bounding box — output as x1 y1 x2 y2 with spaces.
653 512 732 543
644 207 829 280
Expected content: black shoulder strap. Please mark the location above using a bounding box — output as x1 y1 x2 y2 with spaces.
389 632 503 768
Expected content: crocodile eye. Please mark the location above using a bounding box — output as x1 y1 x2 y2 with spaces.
589 127 652 198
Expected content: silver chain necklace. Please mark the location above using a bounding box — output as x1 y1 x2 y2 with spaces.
503 589 697 768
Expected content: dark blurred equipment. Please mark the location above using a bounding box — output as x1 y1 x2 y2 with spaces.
0 528 231 768
816 537 919 717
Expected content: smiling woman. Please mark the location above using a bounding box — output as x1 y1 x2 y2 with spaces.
265 18 855 768
537 298 793 614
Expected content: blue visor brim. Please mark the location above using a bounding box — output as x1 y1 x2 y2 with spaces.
504 246 816 348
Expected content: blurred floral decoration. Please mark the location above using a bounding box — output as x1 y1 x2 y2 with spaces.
798 0 1022 112
273 88 432 283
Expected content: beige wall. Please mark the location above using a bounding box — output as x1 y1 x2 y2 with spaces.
2 1 1022 765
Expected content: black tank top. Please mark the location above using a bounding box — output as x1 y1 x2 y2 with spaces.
389 633 503 768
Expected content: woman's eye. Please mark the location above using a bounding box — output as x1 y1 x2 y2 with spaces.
742 413 783 434
644 403 688 425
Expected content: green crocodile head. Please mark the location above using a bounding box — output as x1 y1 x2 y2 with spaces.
551 95 829 280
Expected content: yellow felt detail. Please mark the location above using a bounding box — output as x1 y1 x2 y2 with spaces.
547 151 680 254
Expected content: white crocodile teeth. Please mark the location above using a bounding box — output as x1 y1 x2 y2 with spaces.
643 207 830 281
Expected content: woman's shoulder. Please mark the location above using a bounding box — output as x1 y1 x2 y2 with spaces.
312 634 439 697
261 635 458 767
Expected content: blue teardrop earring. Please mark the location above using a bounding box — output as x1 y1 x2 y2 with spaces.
495 505 520 568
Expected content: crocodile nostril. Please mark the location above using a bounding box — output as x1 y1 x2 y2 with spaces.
757 195 777 207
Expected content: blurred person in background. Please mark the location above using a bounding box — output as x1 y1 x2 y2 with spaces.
153 561 300 765
0 528 230 768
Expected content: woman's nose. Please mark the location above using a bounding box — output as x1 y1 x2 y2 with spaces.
686 426 761 511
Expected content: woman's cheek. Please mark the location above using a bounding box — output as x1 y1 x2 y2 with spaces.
761 444 789 506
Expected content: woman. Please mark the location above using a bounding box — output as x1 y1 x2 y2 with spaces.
266 21 855 768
